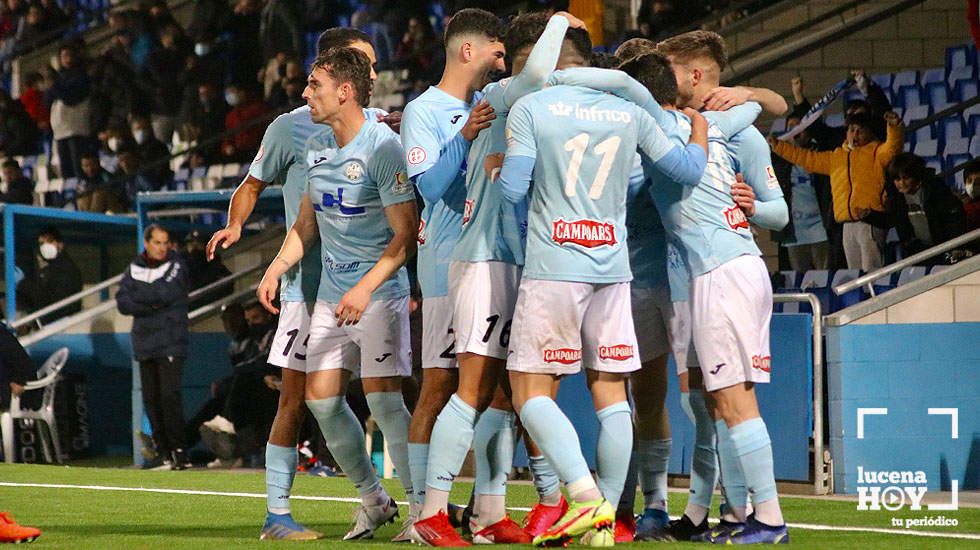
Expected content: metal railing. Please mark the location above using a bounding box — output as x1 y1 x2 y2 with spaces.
833 228 980 297
19 263 265 348
773 292 830 494
11 273 123 331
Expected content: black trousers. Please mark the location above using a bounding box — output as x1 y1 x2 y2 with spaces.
140 356 187 454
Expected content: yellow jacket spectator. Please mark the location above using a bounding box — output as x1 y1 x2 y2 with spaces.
770 111 904 270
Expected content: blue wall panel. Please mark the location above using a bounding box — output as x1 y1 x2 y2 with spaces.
827 322 980 493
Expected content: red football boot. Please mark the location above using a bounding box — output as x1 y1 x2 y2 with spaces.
470 515 532 544
521 496 569 538
614 509 636 543
410 510 472 547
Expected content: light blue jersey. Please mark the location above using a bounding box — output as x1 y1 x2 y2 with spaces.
647 108 782 277
401 86 471 298
785 165 828 246
453 14 569 265
249 106 385 302
665 240 690 302
626 156 669 290
304 118 415 303
502 85 705 283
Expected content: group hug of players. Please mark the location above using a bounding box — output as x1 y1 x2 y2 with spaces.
207 6 793 547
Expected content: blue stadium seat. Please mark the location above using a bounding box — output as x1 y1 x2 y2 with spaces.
920 68 944 86
824 112 844 128
944 153 970 174
902 104 929 126
924 82 952 112
970 136 980 158
940 116 966 143
952 78 977 103
899 85 926 109
799 270 830 314
930 264 954 276
871 273 895 296
923 155 943 174
830 269 862 312
944 137 969 157
870 73 892 101
913 139 938 158
897 266 927 287
891 70 918 103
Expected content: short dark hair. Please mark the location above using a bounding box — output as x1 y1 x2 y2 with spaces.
312 47 373 108
590 51 618 69
887 152 929 183
619 51 678 106
657 30 728 68
143 223 169 242
614 37 656 63
444 8 502 46
845 111 875 132
316 27 371 56
963 158 980 180
39 226 63 242
563 27 593 64
80 151 99 162
503 12 550 70
2 159 20 170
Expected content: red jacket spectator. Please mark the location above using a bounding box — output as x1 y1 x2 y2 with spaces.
221 85 268 163
19 73 50 131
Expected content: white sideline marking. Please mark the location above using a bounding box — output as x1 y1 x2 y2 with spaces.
2 482 978 541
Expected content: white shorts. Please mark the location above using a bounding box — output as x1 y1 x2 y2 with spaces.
268 301 314 371
669 300 700 375
630 286 672 363
507 279 640 376
305 297 412 378
449 261 521 360
421 295 456 369
691 255 772 392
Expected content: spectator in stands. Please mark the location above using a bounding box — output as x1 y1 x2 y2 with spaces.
180 33 226 93
394 16 439 82
186 0 232 43
130 114 173 183
38 0 70 31
772 96 831 272
114 147 159 209
142 24 188 144
770 110 904 271
0 90 39 156
219 83 268 163
116 224 191 470
18 72 50 135
12 4 44 53
178 82 227 160
76 151 124 213
46 43 94 179
637 0 691 40
259 0 304 61
15 227 82 324
268 75 306 110
228 0 263 88
885 153 968 260
183 229 232 310
0 158 32 204
147 0 181 38
259 51 291 101
91 31 142 134
962 159 980 233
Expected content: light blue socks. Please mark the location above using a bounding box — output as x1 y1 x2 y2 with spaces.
266 443 297 515
618 449 639 513
365 391 413 499
408 442 429 507
637 437 671 510
520 396 596 501
528 454 562 505
306 397 380 497
715 418 748 517
729 417 778 505
685 390 718 510
596 401 633 507
473 407 516 498
426 394 478 493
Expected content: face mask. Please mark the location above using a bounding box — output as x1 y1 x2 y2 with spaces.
134 129 149 145
194 43 210 56
224 91 240 106
39 242 58 260
107 137 120 152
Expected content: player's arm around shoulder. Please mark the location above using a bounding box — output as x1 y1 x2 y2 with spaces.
637 106 707 187
735 127 789 230
497 98 537 204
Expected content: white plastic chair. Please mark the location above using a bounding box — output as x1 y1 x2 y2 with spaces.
1 347 70 464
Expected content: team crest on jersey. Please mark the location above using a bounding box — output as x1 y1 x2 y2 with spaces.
722 205 750 230
543 348 582 364
417 218 426 245
462 199 474 225
551 218 617 248
752 355 771 372
408 146 427 165
599 344 634 361
393 172 412 195
765 165 779 189
344 160 365 182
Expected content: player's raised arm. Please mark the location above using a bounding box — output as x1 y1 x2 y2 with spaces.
499 13 573 107
705 101 762 139
548 67 670 127
257 193 318 314
498 100 536 203
734 128 788 230
637 107 707 187
702 86 788 115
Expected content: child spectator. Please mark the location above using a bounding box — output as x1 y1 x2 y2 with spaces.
885 153 968 260
770 110 904 271
0 158 32 204
76 151 124 213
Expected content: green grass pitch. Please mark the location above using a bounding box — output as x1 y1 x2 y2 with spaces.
0 464 976 548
